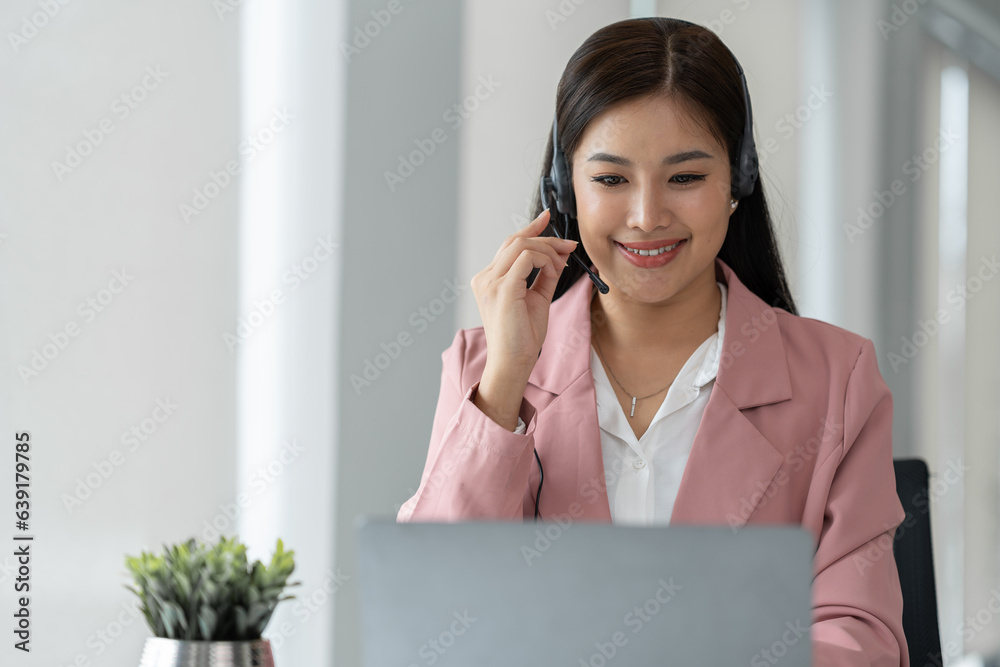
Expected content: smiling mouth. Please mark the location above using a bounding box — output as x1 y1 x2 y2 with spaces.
619 240 684 257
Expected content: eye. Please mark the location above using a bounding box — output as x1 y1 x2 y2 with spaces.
591 175 625 189
671 174 707 186
590 173 708 189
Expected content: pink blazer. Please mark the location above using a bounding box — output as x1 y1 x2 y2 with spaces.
398 257 908 666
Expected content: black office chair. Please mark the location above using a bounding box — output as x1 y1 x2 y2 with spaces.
892 458 943 667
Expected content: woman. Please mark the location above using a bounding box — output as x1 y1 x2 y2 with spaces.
398 17 908 666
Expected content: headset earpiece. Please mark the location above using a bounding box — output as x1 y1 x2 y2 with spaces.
730 63 759 200
549 116 577 219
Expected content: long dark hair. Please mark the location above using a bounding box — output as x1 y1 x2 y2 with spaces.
536 17 798 315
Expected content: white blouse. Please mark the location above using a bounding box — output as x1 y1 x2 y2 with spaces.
514 281 727 525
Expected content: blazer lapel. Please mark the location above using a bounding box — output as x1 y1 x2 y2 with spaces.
670 258 793 527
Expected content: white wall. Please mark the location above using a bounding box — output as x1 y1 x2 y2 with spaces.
0 0 240 664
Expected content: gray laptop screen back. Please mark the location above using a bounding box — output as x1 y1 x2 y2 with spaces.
357 519 812 667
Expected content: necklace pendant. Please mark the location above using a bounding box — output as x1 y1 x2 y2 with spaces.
630 396 637 417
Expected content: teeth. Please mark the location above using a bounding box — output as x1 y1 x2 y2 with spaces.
623 241 681 256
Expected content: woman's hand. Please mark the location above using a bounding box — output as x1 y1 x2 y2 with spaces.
469 208 578 429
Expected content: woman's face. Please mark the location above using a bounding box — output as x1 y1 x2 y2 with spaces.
570 94 737 306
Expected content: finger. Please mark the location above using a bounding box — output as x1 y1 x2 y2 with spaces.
491 208 552 263
492 235 574 282
517 207 551 236
527 246 573 303
498 248 561 297
493 236 563 277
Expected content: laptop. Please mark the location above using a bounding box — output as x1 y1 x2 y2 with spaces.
356 518 813 666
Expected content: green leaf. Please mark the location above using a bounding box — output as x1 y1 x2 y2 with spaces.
197 606 218 640
234 605 249 639
124 535 297 640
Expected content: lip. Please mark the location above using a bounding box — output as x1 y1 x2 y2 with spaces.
617 239 685 250
615 239 686 268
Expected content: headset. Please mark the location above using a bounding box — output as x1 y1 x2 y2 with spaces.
531 17 759 520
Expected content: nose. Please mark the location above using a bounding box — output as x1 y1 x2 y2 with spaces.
626 181 668 233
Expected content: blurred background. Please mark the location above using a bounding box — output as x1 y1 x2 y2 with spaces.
1 0 997 665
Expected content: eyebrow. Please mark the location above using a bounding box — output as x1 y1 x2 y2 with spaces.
585 150 715 166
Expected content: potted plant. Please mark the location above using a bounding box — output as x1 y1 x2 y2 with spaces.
124 535 299 667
